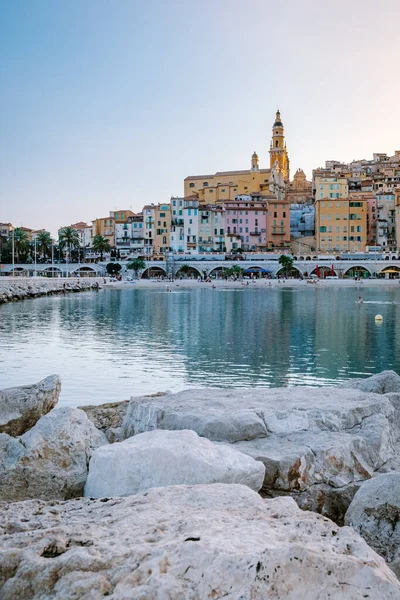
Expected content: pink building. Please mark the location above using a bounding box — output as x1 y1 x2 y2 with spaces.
224 194 268 251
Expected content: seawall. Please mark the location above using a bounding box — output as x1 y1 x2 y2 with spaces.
0 277 103 304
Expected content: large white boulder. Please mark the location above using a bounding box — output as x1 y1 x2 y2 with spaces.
1 484 399 599
0 375 61 437
0 407 107 502
120 387 398 523
339 370 400 394
84 429 265 497
345 473 400 577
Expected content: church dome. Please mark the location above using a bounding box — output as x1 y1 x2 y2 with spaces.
252 151 258 158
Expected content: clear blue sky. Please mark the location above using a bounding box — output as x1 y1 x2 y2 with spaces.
1 0 399 236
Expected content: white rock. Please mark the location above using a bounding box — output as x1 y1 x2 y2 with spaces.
120 387 398 523
338 370 400 394
84 429 265 497
0 375 61 437
0 407 108 502
1 484 399 599
345 473 400 577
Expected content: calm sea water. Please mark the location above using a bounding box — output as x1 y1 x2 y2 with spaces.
1 286 399 407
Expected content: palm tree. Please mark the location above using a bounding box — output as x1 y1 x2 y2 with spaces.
226 265 244 280
9 228 30 263
92 235 111 261
278 255 294 277
176 264 196 279
36 231 52 260
59 227 80 261
127 257 146 278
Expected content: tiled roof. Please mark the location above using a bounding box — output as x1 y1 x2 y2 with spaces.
185 168 271 180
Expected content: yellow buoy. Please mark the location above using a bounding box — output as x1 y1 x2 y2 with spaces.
375 314 383 322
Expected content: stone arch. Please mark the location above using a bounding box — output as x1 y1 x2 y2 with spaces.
310 266 337 279
299 256 305 261
175 265 202 278
305 256 312 261
276 265 301 278
141 266 167 279
208 266 229 279
379 266 400 279
39 266 63 278
343 265 372 278
385 255 390 260
71 266 98 277
243 266 271 278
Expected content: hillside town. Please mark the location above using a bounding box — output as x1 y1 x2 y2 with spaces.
1 111 400 265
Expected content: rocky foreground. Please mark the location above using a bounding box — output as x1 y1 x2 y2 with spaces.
0 278 101 303
1 372 400 598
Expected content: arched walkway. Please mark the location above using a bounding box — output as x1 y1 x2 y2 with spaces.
71 266 98 277
310 266 336 279
9 267 27 276
343 265 372 278
243 266 271 278
379 266 400 279
276 266 301 278
209 266 229 279
39 266 63 278
175 265 202 279
141 266 167 279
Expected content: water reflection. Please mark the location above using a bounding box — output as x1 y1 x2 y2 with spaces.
0 286 399 406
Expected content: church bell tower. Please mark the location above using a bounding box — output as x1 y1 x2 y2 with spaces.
269 110 290 182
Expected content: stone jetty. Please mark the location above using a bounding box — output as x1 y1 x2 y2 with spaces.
0 278 102 304
1 371 400 598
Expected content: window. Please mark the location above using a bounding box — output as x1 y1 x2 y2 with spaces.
160 213 166 218
320 226 327 232
203 182 208 187
274 212 277 218
283 212 286 217
189 183 195 188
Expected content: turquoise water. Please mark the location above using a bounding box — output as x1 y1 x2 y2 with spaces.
1 286 399 407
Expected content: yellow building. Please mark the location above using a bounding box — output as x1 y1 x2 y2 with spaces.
314 176 349 200
184 111 290 202
92 216 115 246
143 203 171 257
315 196 367 252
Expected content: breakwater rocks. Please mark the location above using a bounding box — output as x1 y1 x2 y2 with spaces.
0 278 101 303
2 371 400 598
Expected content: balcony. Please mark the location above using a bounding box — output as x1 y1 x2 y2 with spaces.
249 231 260 236
271 230 286 235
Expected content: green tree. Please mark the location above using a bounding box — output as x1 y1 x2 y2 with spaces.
226 265 244 280
9 228 30 263
92 235 111 261
127 257 146 278
59 227 80 260
106 262 122 276
36 231 52 260
278 255 294 277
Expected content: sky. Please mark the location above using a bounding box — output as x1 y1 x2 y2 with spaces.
0 0 399 237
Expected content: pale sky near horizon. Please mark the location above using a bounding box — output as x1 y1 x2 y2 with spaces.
1 0 399 237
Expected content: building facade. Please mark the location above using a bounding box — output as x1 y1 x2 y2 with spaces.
315 197 367 252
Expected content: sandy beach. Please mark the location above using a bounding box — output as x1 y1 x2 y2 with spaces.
102 277 400 290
